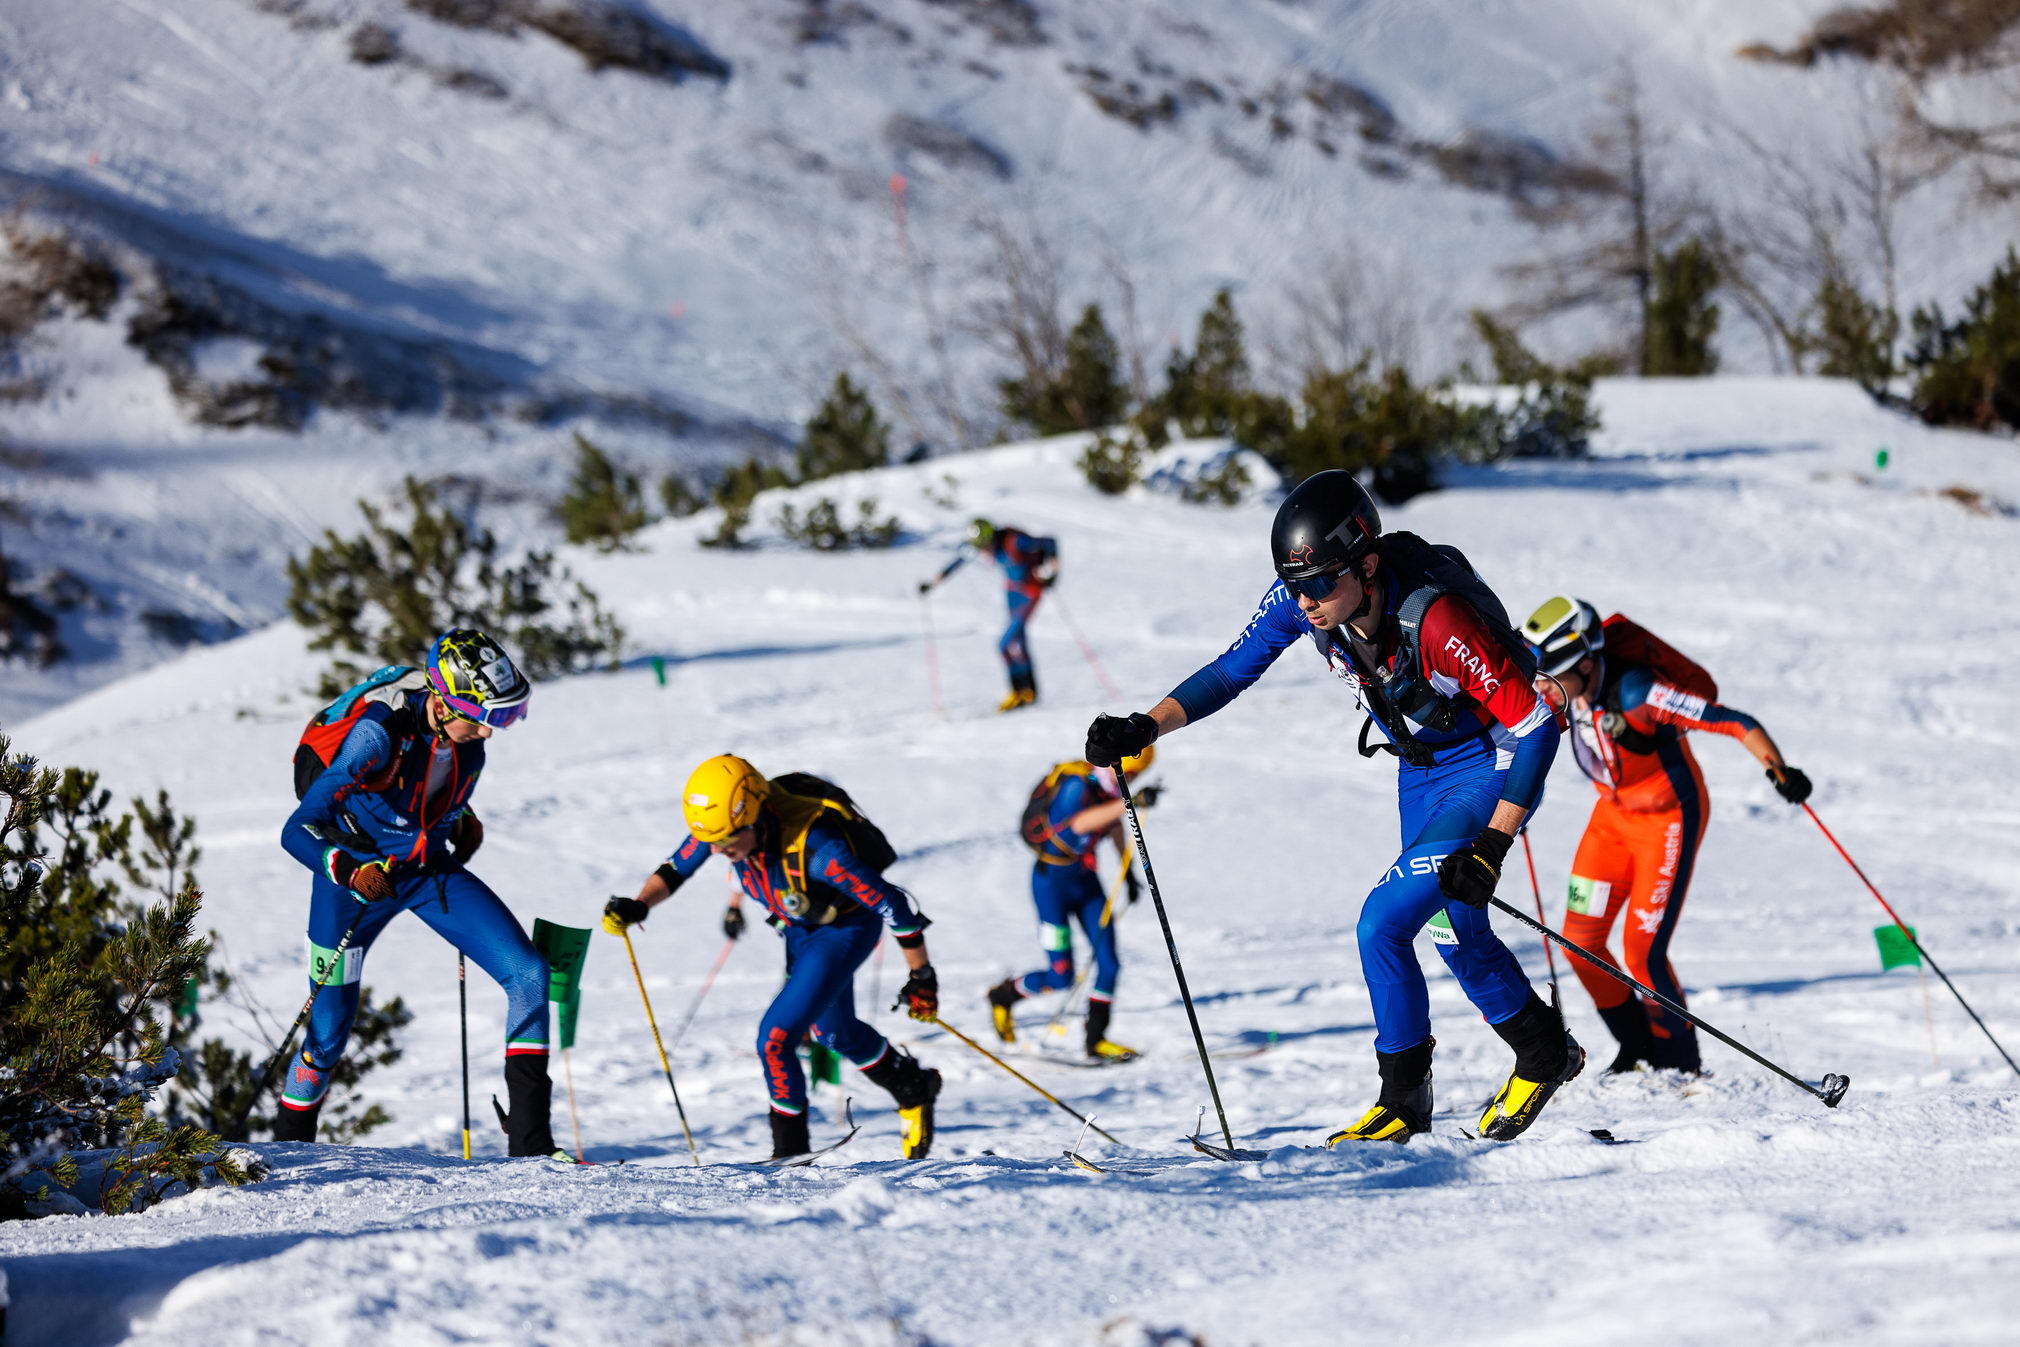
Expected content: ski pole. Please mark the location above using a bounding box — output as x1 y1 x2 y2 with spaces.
1046 851 1132 1037
930 1015 1120 1145
458 951 472 1160
1486 895 1851 1107
1115 771 1245 1150
228 896 372 1141
1519 833 1560 1003
620 929 701 1165
561 1048 585 1163
1801 803 2019 1079
919 592 946 720
1049 591 1121 699
869 934 886 1024
668 935 737 1051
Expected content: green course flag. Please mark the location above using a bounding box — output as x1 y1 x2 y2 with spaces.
651 656 667 687
804 1042 841 1089
1874 923 1920 971
533 920 594 1051
176 973 201 1029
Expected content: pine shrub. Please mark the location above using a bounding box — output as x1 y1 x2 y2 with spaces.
0 736 262 1218
287 475 624 697
1078 429 1146 495
1644 238 1721 376
1908 246 2020 431
774 497 902 550
1162 289 1253 437
700 458 792 549
558 433 647 551
1804 278 1898 390
659 473 705 518
798 374 891 483
999 303 1131 436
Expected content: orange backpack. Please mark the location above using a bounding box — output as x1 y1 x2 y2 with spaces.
1600 615 1717 704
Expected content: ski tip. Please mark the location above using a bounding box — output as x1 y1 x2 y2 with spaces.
1819 1073 1852 1108
1064 1149 1106 1173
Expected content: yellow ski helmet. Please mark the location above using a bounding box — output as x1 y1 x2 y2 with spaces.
1522 596 1604 677
683 754 769 842
969 517 997 549
1118 744 1156 777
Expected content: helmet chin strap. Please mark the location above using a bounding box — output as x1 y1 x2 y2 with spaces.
1347 571 1377 625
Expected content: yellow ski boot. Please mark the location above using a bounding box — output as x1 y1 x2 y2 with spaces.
1478 997 1585 1141
997 686 1036 713
987 979 1021 1044
863 1050 941 1159
1083 1003 1137 1063
1326 1040 1433 1146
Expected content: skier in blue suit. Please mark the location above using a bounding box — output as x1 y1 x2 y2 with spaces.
919 518 1059 711
278 628 555 1156
1085 472 1581 1143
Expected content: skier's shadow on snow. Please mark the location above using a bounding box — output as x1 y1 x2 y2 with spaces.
622 636 910 671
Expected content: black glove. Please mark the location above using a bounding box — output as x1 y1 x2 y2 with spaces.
603 895 649 935
328 851 395 903
1771 766 1812 805
917 580 933 595
1131 782 1162 808
1086 712 1158 767
893 964 939 1021
1437 828 1513 910
1125 867 1143 906
722 905 746 940
449 811 483 865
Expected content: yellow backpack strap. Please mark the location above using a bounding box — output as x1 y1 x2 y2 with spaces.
768 780 858 896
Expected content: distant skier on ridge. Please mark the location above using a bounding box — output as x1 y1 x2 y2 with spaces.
987 745 1160 1061
603 755 944 1160
1084 471 1580 1143
919 517 1058 711
279 628 560 1157
1521 596 1811 1074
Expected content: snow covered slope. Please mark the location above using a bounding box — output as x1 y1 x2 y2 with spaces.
3 377 2019 1345
7 0 2019 716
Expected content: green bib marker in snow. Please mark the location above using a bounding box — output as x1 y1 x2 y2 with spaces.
1874 923 1920 971
534 919 593 1051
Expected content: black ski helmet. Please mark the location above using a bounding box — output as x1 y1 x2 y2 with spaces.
1271 471 1382 582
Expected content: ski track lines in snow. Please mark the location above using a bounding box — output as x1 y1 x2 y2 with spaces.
7 380 2020 1345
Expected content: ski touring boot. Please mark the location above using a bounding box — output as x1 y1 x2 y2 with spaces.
495 1054 561 1158
997 671 1037 713
1327 1039 1434 1146
987 978 1022 1045
1478 995 1585 1140
1597 1000 1657 1074
863 1047 941 1159
769 1108 812 1162
1084 1000 1139 1063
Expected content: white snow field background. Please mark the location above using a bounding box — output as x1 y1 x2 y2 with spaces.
2 380 2018 1345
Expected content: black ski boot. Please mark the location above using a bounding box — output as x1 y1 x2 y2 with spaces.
1327 1038 1434 1145
862 1048 941 1158
494 1055 560 1157
1479 994 1585 1140
1083 999 1138 1062
987 978 1022 1044
769 1108 811 1161
1598 1001 1657 1074
270 1099 322 1143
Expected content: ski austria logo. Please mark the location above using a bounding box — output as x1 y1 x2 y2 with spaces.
1648 682 1708 721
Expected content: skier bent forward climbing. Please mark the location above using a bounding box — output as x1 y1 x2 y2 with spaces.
1084 471 1580 1143
919 517 1059 711
603 755 944 1160
1521 595 1812 1074
987 745 1159 1061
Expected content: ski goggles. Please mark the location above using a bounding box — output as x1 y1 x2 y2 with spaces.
436 690 529 730
1285 565 1350 603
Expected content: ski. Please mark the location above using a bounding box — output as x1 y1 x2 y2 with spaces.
1188 1131 1268 1162
757 1101 860 1168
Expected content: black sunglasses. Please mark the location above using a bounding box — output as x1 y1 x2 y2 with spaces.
1287 566 1351 603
